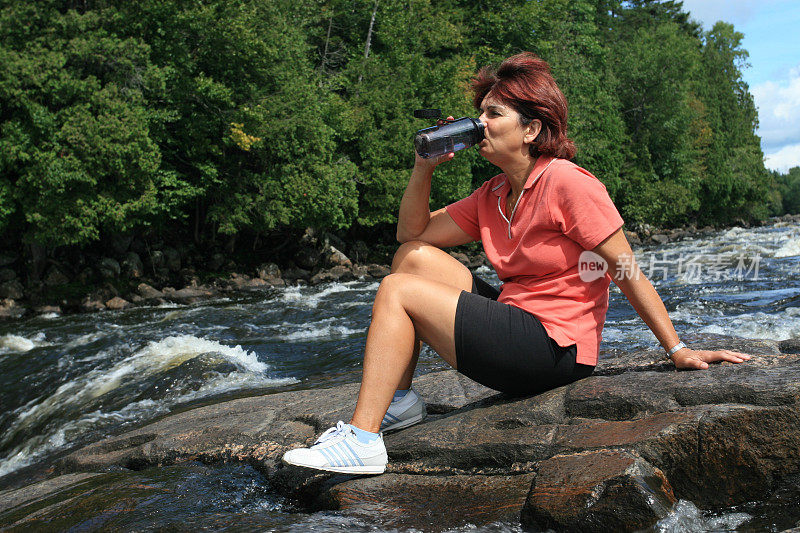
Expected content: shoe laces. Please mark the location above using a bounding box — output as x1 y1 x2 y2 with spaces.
314 420 351 445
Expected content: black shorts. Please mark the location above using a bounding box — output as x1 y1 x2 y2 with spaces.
454 273 595 396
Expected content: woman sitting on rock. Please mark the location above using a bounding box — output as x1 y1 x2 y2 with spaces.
282 52 752 474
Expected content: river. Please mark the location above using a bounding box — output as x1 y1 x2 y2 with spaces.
1 219 799 531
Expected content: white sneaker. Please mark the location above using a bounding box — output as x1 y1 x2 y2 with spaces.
380 388 427 432
282 421 388 474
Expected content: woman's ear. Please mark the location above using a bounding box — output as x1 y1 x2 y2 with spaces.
524 119 542 144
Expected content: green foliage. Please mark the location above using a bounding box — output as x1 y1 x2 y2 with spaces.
0 0 780 254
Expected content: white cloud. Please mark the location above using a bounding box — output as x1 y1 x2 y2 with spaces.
765 143 800 172
752 65 800 168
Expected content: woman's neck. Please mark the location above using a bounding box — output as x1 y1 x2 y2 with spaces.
501 155 539 196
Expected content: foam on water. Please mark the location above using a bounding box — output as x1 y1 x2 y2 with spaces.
0 332 49 354
650 499 751 532
775 234 800 258
271 318 367 341
0 334 297 478
280 281 379 309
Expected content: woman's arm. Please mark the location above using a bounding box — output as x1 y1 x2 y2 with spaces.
592 228 752 370
396 123 475 247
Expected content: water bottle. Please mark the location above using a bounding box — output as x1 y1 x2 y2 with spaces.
413 109 485 159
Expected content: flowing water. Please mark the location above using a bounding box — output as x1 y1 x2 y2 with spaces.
1 220 800 531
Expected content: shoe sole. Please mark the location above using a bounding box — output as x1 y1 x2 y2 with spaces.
381 411 425 432
282 457 386 474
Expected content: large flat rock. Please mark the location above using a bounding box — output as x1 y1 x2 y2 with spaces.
3 335 799 531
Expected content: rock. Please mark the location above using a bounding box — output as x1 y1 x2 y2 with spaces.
0 268 16 282
208 252 226 272
467 253 487 269
163 247 181 272
296 247 320 270
80 294 106 312
309 265 354 285
122 252 144 278
0 252 17 267
366 264 390 278
98 258 121 279
27 337 800 532
104 297 131 310
149 250 165 269
110 234 133 255
34 305 61 315
325 246 352 268
522 449 675 532
43 266 70 286
650 234 669 245
449 251 470 265
257 263 281 280
320 473 536 531
0 473 102 514
0 280 24 299
0 298 25 319
137 283 163 300
624 229 641 246
282 267 310 282
164 286 214 304
76 267 94 284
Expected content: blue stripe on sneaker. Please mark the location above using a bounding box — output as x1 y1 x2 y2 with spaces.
322 447 341 467
385 412 400 422
328 445 349 467
318 447 336 467
342 440 364 466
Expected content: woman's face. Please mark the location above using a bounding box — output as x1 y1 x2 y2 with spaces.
477 93 540 164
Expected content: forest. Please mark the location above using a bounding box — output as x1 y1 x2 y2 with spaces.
1 0 797 263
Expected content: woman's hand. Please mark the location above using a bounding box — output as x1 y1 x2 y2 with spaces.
413 116 456 171
670 347 752 370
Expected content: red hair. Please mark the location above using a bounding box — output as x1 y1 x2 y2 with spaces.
472 52 575 160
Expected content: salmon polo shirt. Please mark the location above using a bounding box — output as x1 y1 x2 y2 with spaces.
445 156 624 366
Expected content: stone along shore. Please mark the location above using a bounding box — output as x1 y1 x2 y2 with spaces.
1 335 799 531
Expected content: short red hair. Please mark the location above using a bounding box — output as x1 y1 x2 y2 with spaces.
472 52 575 160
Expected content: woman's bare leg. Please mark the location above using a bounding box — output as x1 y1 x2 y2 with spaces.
390 241 473 389
350 241 474 432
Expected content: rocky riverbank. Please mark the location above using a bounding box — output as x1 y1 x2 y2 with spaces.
2 334 799 531
3 214 799 321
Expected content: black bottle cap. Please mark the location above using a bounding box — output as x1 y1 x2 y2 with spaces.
413 109 441 119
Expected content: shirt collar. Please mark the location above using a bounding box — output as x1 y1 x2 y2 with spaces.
491 156 556 197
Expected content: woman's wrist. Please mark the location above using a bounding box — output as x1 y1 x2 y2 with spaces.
665 341 687 360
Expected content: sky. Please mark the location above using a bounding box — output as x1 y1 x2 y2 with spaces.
680 0 800 172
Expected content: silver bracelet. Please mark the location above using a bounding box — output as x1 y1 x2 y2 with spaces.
666 341 686 359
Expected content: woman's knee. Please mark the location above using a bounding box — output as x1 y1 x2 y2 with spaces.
391 240 436 274
373 272 413 309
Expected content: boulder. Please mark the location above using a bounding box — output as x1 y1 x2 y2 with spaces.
449 251 470 265
0 268 16 282
98 258 121 279
366 264 390 278
15 336 798 532
163 247 181 272
309 265 355 285
0 252 17 267
0 298 25 319
122 252 144 278
43 267 70 286
164 286 214 304
325 246 352 268
104 297 131 310
650 234 670 245
0 280 24 299
208 252 226 272
136 283 163 300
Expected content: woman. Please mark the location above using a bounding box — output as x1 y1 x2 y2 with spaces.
282 52 751 474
